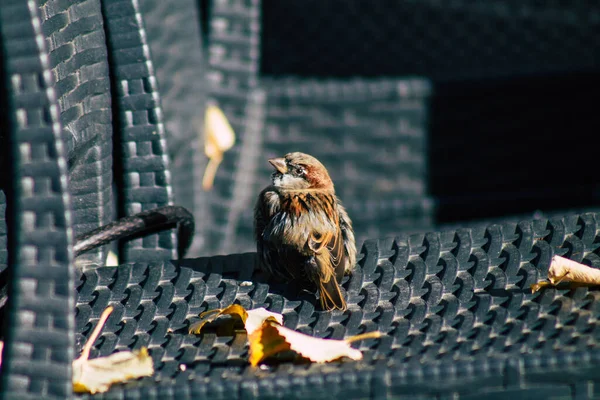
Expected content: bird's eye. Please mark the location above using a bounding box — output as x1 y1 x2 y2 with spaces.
295 166 306 176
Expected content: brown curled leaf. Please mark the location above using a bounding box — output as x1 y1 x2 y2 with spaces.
73 348 154 394
530 280 554 293
248 320 381 366
73 306 154 394
188 304 283 335
531 255 600 292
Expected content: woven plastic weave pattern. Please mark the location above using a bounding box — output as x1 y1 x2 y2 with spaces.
138 0 207 257
39 0 113 267
75 212 600 399
0 0 75 398
101 0 177 263
196 0 263 255
261 0 600 81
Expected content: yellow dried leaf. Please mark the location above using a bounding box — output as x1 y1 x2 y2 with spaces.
73 306 154 394
106 250 119 267
249 320 381 366
202 104 236 190
248 321 292 366
531 255 600 292
73 348 153 394
530 280 554 293
188 304 283 335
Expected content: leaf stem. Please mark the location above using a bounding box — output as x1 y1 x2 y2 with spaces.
345 331 382 343
79 306 114 361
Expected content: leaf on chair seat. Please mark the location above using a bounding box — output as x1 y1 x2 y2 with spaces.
188 304 283 335
73 306 154 394
189 304 381 367
531 255 600 292
248 320 381 366
73 348 153 394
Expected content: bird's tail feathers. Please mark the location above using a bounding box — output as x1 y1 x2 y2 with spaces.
319 278 347 311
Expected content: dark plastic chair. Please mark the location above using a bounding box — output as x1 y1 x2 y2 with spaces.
1 0 178 396
102 0 177 263
0 1 75 396
138 0 207 257
2 1 600 399
39 0 114 268
71 213 600 399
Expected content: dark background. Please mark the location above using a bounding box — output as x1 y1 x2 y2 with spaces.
257 0 600 225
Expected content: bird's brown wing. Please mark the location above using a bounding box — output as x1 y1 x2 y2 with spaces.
336 200 356 278
308 227 345 280
307 237 346 310
307 201 348 310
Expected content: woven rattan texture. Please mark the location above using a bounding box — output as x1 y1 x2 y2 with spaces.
138 0 205 150
39 0 113 267
198 0 262 255
138 0 207 257
261 0 600 81
76 212 600 399
101 0 176 263
0 0 75 397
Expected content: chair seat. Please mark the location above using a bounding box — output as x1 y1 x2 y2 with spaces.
74 212 600 399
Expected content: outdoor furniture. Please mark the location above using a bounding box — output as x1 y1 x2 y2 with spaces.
1 1 599 399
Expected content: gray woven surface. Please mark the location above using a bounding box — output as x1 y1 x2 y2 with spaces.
261 0 600 80
138 0 207 256
0 0 75 397
102 0 177 263
39 0 113 267
73 212 600 400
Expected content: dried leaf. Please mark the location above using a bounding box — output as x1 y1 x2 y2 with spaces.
106 250 119 267
531 255 600 292
190 305 380 366
73 348 153 394
202 104 235 190
73 306 154 394
530 280 554 293
188 304 283 335
248 320 381 366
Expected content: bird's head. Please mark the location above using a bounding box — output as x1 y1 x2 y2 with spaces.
268 152 334 190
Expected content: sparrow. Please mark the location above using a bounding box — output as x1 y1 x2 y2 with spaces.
254 152 356 311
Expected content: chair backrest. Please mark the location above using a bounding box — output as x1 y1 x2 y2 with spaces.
0 1 75 397
102 0 177 263
0 0 179 397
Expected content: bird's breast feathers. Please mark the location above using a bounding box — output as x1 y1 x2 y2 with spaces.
261 189 338 250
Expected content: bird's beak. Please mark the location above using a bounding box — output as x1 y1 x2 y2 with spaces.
268 158 287 174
